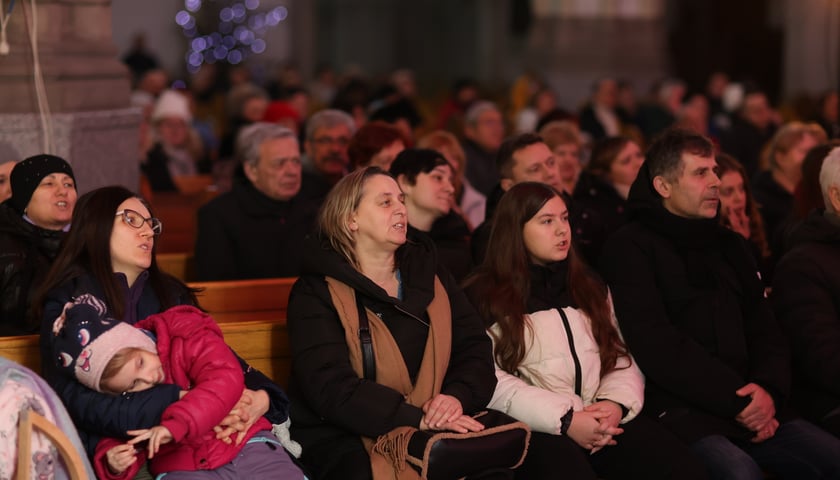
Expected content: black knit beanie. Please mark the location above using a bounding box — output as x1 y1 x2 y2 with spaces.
10 154 76 214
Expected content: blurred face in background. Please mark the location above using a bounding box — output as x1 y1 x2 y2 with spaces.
401 164 455 221
0 161 16 203
246 136 302 201
370 140 405 172
607 141 644 189
503 142 560 192
553 142 582 186
742 93 772 130
307 124 353 177
156 117 189 148
774 132 819 177
242 97 269 123
718 170 747 217
466 108 505 153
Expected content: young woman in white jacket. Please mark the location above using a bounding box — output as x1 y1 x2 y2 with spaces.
464 182 708 480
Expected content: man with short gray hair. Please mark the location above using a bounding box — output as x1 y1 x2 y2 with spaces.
299 109 356 204
195 122 318 280
461 101 504 197
772 146 840 438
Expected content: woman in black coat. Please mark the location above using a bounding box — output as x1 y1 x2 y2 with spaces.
571 137 644 265
286 167 497 480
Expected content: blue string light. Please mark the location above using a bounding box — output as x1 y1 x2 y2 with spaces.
178 0 287 73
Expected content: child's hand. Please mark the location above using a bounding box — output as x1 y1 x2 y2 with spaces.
127 426 173 459
106 443 137 475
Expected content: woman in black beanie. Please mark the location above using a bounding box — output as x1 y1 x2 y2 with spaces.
0 153 77 335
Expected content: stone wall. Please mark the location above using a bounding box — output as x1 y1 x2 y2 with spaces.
0 0 140 194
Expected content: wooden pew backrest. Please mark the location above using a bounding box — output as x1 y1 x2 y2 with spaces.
188 277 296 323
0 335 41 374
157 252 195 282
151 190 217 254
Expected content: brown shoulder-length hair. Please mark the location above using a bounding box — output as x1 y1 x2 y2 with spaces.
715 153 771 258
347 121 407 171
586 136 633 180
35 186 198 322
463 182 629 377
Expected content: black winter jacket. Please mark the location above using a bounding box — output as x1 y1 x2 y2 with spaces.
287 233 495 454
194 179 318 280
599 163 791 443
0 202 65 335
772 210 840 424
571 171 629 266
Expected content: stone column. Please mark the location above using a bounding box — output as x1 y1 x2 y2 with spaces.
781 0 840 98
0 0 141 193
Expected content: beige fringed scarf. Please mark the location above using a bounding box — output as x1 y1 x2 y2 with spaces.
326 276 452 480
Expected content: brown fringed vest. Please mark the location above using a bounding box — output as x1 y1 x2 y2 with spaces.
325 275 452 480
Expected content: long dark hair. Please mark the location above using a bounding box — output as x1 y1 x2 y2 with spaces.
35 186 198 321
715 153 771 258
464 182 629 377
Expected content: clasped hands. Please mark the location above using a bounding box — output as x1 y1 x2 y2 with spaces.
569 400 625 454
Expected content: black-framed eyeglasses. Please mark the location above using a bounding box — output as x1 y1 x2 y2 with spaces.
115 209 163 236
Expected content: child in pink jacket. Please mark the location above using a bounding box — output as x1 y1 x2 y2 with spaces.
51 297 304 479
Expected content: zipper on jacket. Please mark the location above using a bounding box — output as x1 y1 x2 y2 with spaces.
393 303 431 328
557 307 583 397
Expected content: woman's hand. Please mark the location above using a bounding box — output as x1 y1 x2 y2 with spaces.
421 394 465 429
420 413 485 433
584 400 624 432
567 410 621 453
213 388 269 445
723 206 751 239
583 401 625 454
127 426 173 459
105 443 137 475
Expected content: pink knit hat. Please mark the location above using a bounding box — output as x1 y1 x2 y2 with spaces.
52 297 157 392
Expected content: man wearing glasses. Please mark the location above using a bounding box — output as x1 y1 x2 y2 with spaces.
299 109 356 206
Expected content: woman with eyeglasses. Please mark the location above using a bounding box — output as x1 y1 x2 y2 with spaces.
35 186 296 477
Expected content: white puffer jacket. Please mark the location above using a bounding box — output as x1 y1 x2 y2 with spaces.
487 299 644 435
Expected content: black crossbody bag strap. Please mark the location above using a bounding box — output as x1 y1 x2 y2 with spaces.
355 290 376 381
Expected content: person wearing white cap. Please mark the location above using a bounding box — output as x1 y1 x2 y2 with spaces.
143 89 208 192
